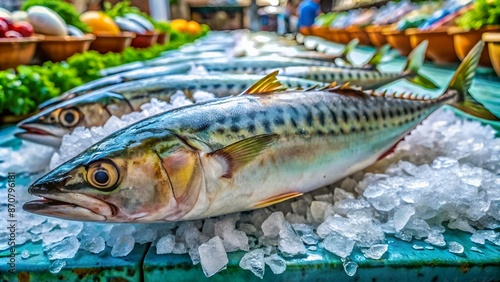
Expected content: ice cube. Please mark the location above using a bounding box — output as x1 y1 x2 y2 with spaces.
49 260 66 274
292 223 319 245
172 242 188 254
448 219 475 233
133 227 157 244
81 236 105 254
156 235 175 254
47 236 80 260
264 253 287 274
470 246 483 253
199 237 229 277
412 244 424 250
111 235 135 257
239 223 259 236
239 249 265 279
363 244 388 259
193 90 216 103
222 229 249 252
42 229 73 248
424 231 446 247
448 241 464 254
343 260 358 277
393 206 415 231
107 225 136 247
323 232 355 258
261 212 286 237
278 222 306 257
310 201 331 222
21 250 30 259
189 245 201 265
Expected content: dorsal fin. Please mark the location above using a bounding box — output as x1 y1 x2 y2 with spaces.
241 71 288 95
363 44 390 70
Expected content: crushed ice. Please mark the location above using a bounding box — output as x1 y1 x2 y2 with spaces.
1 89 499 277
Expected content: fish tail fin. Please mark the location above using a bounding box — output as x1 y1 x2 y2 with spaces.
337 39 358 66
402 41 439 90
442 40 499 121
363 44 390 69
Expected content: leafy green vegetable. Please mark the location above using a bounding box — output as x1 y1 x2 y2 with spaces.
456 0 500 30
154 21 172 33
103 0 154 23
22 0 91 33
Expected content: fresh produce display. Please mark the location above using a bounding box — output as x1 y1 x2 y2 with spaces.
0 28 206 117
0 17 34 38
21 0 91 33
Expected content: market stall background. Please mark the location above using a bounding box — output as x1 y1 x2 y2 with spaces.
0 0 500 281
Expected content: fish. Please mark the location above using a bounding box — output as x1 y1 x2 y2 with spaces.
23 42 499 222
100 52 228 76
38 56 340 109
102 39 359 77
264 41 438 90
17 74 326 147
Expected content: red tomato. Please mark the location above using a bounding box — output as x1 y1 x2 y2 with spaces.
0 20 8 37
4 30 23 38
13 21 34 37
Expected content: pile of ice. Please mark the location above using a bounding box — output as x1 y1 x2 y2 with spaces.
1 90 499 278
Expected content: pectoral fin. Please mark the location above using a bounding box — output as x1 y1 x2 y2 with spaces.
209 134 278 178
253 192 303 208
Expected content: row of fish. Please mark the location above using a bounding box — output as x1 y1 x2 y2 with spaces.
17 31 499 223
19 33 436 148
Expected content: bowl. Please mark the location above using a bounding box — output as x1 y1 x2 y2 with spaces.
156 32 170 45
382 28 412 56
365 25 388 47
38 34 96 62
89 32 135 54
299 27 311 36
332 28 350 44
311 26 329 39
448 26 500 67
483 32 500 78
406 27 459 65
0 36 43 70
131 32 159 49
346 26 371 45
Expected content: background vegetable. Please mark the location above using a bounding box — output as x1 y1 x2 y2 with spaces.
22 0 91 33
456 0 500 30
0 31 207 117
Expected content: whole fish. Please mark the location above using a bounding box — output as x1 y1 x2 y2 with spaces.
18 74 325 147
100 52 228 76
263 42 437 90
23 42 498 222
39 56 338 109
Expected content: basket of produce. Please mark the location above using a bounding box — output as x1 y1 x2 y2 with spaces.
0 17 41 70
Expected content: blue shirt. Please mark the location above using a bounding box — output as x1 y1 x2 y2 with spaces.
298 0 321 29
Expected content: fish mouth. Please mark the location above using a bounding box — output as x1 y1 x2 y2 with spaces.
23 192 117 222
15 123 64 147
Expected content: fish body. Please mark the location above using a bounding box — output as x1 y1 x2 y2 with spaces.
40 56 336 109
23 42 498 222
17 74 326 147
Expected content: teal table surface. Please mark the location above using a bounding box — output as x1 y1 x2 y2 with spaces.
1 41 500 281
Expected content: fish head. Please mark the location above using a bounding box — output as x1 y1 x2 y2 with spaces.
24 126 205 222
16 92 132 147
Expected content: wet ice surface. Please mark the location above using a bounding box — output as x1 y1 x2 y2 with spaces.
1 90 500 277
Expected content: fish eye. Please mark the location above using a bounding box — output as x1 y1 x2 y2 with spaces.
87 160 120 190
59 108 80 127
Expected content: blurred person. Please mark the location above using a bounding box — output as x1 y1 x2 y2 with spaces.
297 0 321 32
